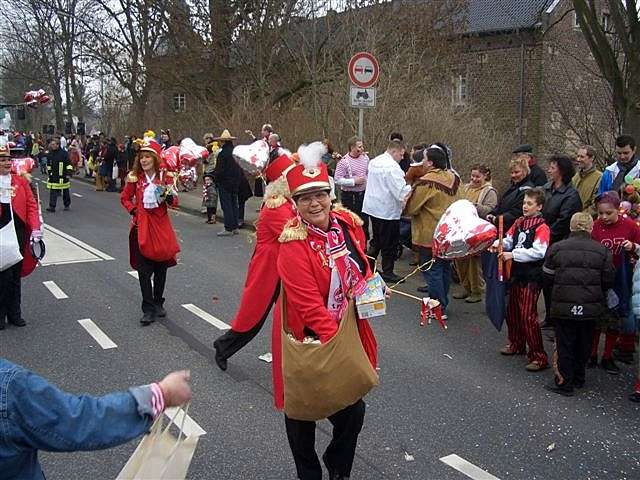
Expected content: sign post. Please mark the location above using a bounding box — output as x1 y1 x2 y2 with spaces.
348 52 380 141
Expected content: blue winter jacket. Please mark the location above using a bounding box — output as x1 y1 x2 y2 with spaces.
0 358 154 479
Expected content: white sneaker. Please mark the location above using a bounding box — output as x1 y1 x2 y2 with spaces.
217 230 233 237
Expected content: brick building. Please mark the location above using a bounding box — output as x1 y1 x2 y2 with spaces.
458 0 614 158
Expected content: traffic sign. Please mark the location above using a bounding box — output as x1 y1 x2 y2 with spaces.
348 52 380 89
350 86 376 108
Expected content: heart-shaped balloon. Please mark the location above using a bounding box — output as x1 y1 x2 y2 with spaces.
179 138 207 167
432 200 497 259
11 157 35 175
161 145 180 171
232 140 269 174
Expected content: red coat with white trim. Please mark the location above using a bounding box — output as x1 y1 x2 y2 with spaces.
1 174 41 277
120 171 179 269
274 207 378 410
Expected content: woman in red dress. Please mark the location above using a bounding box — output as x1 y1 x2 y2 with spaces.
277 145 377 480
0 144 41 329
120 140 180 325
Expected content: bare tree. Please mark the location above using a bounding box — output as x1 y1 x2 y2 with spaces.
573 0 640 139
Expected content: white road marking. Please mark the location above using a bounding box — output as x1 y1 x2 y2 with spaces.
128 270 139 279
72 193 83 198
43 225 114 260
439 454 501 480
42 281 68 299
77 319 117 349
181 304 230 330
164 407 206 438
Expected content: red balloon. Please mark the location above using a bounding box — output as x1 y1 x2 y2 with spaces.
161 146 180 171
38 95 50 104
179 150 197 167
11 157 35 175
23 91 35 102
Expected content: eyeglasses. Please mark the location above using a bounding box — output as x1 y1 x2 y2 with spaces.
296 191 330 205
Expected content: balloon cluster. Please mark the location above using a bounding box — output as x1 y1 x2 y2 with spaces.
160 138 208 172
620 174 640 219
23 89 50 107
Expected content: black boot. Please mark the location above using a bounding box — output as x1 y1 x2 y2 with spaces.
213 339 228 371
154 298 167 318
8 317 26 327
140 311 155 326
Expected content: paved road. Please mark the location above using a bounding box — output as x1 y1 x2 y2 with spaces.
3 174 640 480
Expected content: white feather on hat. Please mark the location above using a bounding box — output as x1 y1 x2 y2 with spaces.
297 141 327 171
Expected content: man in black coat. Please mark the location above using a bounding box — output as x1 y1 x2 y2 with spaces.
513 144 547 187
543 212 615 396
212 130 243 236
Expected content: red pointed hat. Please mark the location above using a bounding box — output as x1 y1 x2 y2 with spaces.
139 139 162 158
286 141 330 196
264 154 295 183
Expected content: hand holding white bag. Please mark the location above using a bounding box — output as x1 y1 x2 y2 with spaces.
0 202 24 271
117 404 200 480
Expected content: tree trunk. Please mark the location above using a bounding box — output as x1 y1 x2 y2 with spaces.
623 107 640 142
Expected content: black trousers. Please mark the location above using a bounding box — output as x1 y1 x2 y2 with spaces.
0 260 22 323
367 216 399 275
133 242 168 315
285 399 365 480
555 319 595 387
49 188 71 209
218 186 239 231
340 191 369 241
206 207 216 221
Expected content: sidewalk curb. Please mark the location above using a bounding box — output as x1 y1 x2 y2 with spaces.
71 175 257 232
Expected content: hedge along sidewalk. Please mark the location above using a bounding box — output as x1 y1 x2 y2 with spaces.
70 175 262 232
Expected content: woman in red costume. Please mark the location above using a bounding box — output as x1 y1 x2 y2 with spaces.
0 144 41 329
121 139 180 326
277 144 377 480
213 154 297 381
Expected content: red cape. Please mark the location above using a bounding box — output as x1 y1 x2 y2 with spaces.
5 174 41 277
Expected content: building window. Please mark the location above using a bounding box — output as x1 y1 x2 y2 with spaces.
573 11 580 29
452 74 467 106
173 93 186 112
602 12 610 32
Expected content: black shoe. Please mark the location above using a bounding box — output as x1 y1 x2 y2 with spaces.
213 340 228 371
322 453 348 480
139 312 155 326
629 391 640 403
544 382 574 397
540 320 555 330
0 321 4 330
8 317 26 327
600 358 621 375
573 381 585 389
380 273 404 284
587 356 598 368
154 300 167 318
46 207 55 212
417 285 429 293
614 350 634 365
63 206 70 211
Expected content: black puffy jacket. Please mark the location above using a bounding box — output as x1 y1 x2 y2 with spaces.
543 232 615 321
542 182 583 244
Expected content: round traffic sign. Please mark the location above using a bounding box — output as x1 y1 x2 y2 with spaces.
348 52 380 89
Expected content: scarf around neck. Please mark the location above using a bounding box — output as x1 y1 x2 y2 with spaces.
303 215 367 321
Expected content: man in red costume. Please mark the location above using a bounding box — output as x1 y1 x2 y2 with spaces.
0 144 41 329
213 154 297 377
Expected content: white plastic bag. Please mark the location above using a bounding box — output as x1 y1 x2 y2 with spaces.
112 163 119 180
0 203 24 271
117 405 200 480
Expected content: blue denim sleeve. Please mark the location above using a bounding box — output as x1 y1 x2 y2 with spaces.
7 367 153 452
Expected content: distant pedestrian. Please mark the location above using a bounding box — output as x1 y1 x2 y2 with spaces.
334 136 369 240
454 164 497 303
572 145 602 217
589 191 640 374
0 144 41 330
211 129 243 236
513 144 547 187
363 140 412 283
487 155 534 231
45 138 73 212
599 135 639 195
202 173 218 224
120 139 180 326
492 187 550 371
543 212 615 396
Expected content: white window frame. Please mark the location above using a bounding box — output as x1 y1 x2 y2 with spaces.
173 93 186 113
573 11 581 30
602 12 610 32
451 74 467 106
